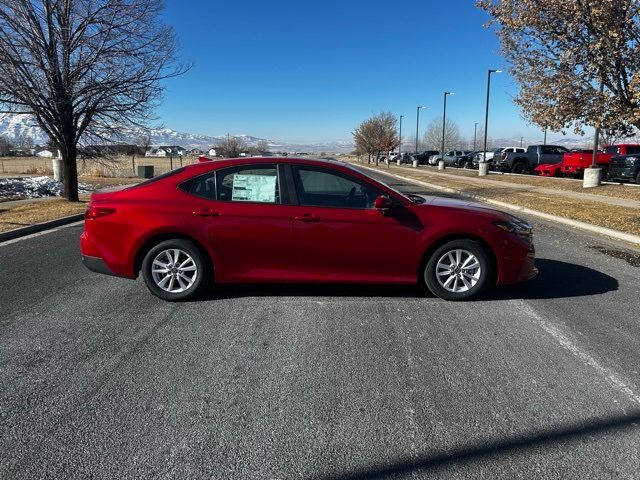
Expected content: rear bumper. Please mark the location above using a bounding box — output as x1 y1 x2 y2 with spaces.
82 255 123 277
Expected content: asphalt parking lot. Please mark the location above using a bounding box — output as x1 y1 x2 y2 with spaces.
1 172 640 479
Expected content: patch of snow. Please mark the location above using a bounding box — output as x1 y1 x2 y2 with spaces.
0 176 93 198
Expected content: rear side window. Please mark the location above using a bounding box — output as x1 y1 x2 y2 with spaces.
188 172 216 200
626 146 640 154
216 165 280 203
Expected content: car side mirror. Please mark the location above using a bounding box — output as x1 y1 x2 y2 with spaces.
374 195 393 211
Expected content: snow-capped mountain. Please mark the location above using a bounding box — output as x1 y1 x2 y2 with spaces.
0 114 355 153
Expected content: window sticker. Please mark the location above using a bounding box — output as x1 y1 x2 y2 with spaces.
231 174 277 202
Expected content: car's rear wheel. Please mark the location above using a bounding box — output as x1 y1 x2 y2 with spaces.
511 162 527 174
635 171 640 184
142 239 208 301
424 240 491 300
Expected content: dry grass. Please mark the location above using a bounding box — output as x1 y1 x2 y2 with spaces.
0 198 87 233
383 167 640 236
79 175 140 189
405 164 640 201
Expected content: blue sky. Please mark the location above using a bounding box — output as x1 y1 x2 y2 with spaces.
157 0 553 144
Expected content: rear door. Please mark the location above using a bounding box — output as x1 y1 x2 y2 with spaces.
288 164 420 283
182 163 294 282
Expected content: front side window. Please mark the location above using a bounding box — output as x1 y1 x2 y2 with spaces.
216 165 280 203
292 167 383 209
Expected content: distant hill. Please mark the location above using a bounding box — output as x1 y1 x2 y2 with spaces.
0 114 355 153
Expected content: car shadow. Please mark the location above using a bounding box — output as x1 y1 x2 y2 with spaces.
200 283 428 301
482 258 619 301
314 410 640 480
195 258 617 302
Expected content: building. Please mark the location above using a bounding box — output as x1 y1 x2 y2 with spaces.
145 145 187 157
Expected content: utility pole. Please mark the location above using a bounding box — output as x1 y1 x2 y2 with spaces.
483 69 501 162
415 106 425 154
441 92 454 166
473 122 478 151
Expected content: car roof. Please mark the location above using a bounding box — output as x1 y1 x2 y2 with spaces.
180 156 372 178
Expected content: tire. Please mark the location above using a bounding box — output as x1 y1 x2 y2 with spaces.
511 162 527 174
141 239 209 301
636 171 640 185
462 160 472 169
423 239 491 301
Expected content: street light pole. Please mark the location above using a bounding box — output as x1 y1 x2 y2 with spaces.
483 69 501 163
398 115 404 157
441 92 454 166
473 122 478 151
415 106 424 155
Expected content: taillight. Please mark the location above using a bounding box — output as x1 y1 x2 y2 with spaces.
85 205 116 220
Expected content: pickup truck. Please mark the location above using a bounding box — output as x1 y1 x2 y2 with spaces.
608 152 640 183
493 145 569 174
535 144 640 178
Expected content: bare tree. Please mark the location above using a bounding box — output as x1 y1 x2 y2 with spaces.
136 133 152 157
216 136 248 158
0 0 189 200
0 135 11 156
256 140 270 153
423 117 461 151
13 132 34 149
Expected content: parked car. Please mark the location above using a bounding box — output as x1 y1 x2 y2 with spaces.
415 150 440 165
494 145 569 174
454 151 479 169
481 147 526 163
534 149 594 177
534 144 640 178
435 150 473 167
608 153 640 183
472 151 496 168
395 152 415 164
81 157 537 301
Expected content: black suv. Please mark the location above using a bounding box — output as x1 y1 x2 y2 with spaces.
415 150 439 165
608 154 640 183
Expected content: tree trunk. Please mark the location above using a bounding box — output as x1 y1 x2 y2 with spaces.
61 143 79 201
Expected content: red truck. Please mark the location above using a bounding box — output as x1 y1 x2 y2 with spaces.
535 144 640 178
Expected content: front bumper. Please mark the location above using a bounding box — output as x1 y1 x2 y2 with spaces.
608 166 637 181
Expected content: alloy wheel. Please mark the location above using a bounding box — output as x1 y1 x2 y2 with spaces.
434 249 482 293
151 248 198 293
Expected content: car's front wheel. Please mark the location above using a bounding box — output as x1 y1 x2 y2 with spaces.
142 239 208 301
511 162 527 174
424 240 491 300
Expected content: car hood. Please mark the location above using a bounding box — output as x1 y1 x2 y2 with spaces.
410 194 511 219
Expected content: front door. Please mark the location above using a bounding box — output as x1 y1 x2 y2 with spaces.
289 165 421 284
182 164 293 282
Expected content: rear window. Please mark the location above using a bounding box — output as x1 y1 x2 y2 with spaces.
604 146 620 154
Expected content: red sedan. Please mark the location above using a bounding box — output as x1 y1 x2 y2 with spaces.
80 157 537 301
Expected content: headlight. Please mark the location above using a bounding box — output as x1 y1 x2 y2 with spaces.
494 217 533 236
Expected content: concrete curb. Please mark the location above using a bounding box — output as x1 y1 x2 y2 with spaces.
358 164 640 246
0 214 84 242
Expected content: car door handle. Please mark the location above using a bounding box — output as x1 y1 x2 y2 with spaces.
294 214 321 222
192 209 221 217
